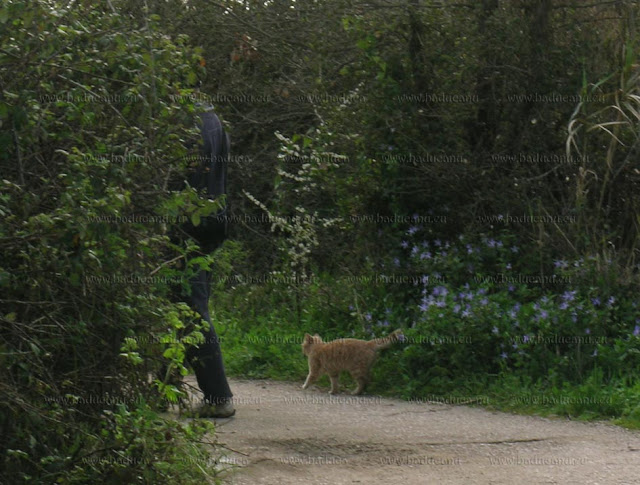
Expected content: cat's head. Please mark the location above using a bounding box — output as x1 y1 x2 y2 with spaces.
301 333 323 355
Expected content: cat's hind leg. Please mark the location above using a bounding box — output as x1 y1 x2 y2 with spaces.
328 373 340 395
352 376 368 395
351 368 371 395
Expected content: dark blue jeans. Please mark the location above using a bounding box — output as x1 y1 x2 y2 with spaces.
185 268 233 405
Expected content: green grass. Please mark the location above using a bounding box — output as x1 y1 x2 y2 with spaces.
216 312 640 430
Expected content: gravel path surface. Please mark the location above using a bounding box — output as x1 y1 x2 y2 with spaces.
188 377 640 484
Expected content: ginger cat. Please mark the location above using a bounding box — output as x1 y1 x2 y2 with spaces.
301 329 403 395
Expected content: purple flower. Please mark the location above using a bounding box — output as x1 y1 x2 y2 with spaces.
441 251 448 257
607 296 615 307
496 240 503 248
506 263 512 270
420 296 434 311
434 239 442 247
478 288 487 295
432 286 448 297
378 320 390 327
461 309 471 318
349 305 355 311
492 326 499 334
408 226 418 235
500 352 508 359
412 213 419 220
592 349 598 357
435 300 446 308
487 238 497 248
393 257 400 267
554 259 568 269
633 325 640 337
397 333 406 343
421 275 429 285
364 313 372 321
420 252 431 260
386 308 392 315
591 297 601 307
511 246 519 253
466 244 473 254
561 290 576 302
571 313 578 323
453 304 461 314
411 246 419 256
480 297 489 306
508 285 515 292
523 335 530 343
585 328 590 334
401 240 409 249
559 302 569 310
538 310 548 320
512 342 519 349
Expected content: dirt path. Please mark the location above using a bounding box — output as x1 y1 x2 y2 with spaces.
188 377 640 484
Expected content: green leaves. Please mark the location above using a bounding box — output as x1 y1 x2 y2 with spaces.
119 351 143 365
0 2 219 483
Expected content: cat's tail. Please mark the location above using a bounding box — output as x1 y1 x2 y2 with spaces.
370 329 404 350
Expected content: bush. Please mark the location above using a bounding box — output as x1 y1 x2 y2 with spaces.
215 228 640 423
1 3 223 482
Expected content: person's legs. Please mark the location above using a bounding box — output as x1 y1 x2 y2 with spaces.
185 268 233 405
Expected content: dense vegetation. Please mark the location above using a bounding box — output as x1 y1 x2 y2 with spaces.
2 0 640 482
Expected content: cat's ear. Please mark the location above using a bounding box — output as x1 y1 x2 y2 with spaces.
303 333 312 343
